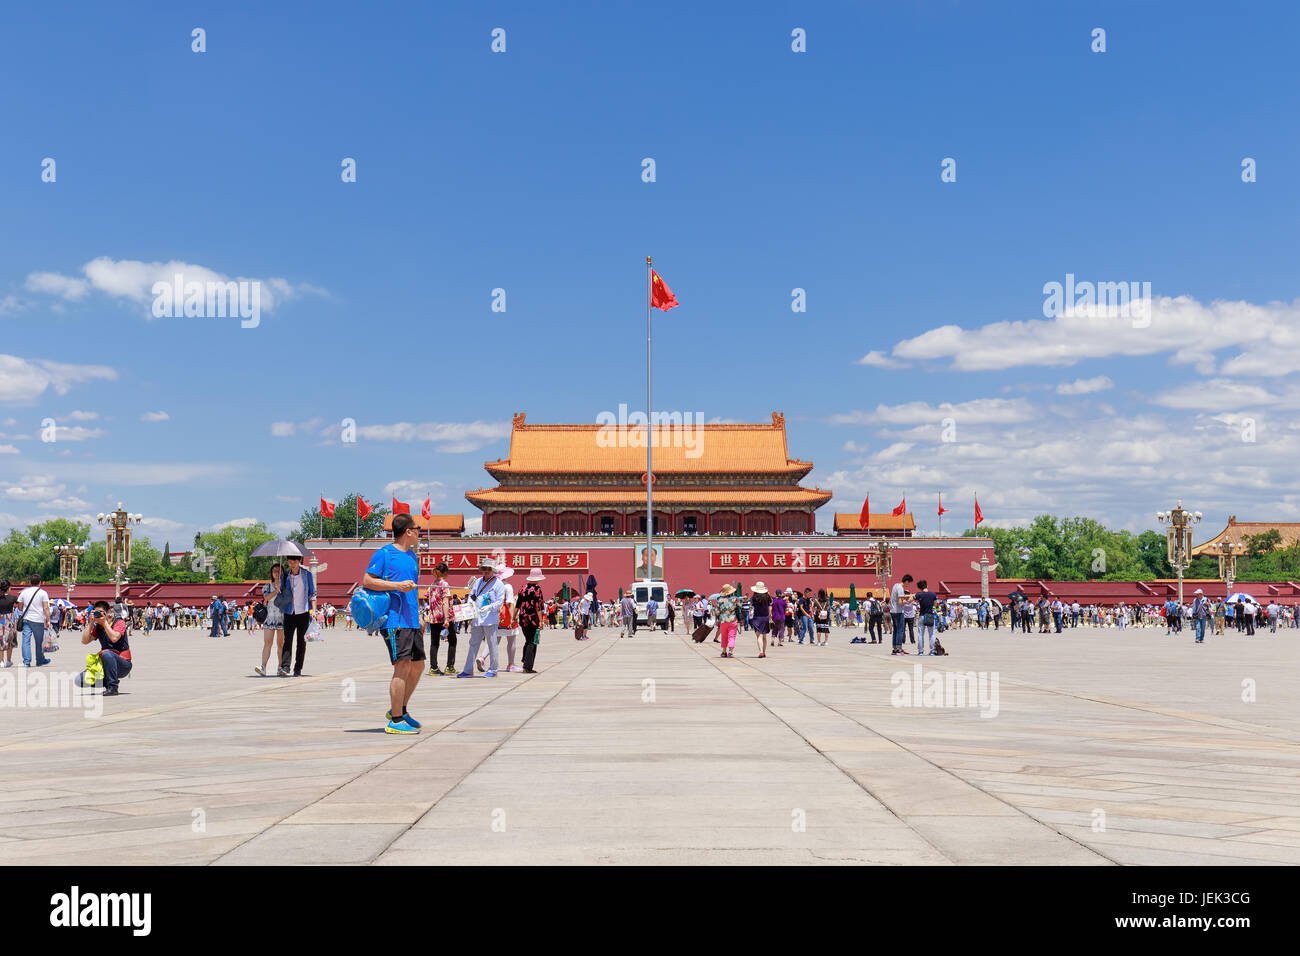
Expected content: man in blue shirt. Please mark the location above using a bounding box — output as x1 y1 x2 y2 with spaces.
458 557 505 677
363 513 424 733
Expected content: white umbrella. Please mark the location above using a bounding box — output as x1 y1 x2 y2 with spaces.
250 539 314 559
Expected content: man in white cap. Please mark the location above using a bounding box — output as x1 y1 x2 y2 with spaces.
459 558 505 678
1191 588 1208 643
478 563 516 672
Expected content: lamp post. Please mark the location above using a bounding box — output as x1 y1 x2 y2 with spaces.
875 538 895 600
1217 538 1239 593
97 503 142 601
1156 500 1201 607
55 538 86 607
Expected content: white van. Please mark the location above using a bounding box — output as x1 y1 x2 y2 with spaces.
630 580 669 629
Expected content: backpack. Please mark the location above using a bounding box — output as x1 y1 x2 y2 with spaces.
349 588 390 634
252 602 268 624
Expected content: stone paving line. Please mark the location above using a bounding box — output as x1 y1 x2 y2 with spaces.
0 622 1296 864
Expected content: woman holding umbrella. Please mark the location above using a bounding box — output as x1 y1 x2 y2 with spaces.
254 563 285 676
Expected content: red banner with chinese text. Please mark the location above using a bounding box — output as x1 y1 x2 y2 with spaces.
709 550 881 572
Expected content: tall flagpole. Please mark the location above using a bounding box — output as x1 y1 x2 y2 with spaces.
319 490 323 539
646 255 654 580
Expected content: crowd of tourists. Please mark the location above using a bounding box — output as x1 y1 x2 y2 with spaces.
6 532 1296 725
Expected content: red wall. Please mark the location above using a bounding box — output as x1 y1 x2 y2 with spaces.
306 536 996 598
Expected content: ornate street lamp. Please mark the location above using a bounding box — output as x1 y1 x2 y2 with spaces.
875 538 895 599
1217 538 1239 593
55 538 86 606
97 503 142 601
1156 500 1201 606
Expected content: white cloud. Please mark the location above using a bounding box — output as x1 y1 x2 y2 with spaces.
45 462 239 486
884 295 1300 375
64 410 99 421
0 445 17 455
3 477 66 502
273 495 301 503
829 398 1034 427
46 496 90 510
26 272 89 300
0 354 117 404
383 479 445 502
140 516 184 533
842 440 869 453
1056 375 1114 395
356 421 510 453
856 350 904 368
26 257 324 317
212 517 259 530
1151 378 1279 411
49 425 104 441
270 520 298 534
140 410 169 422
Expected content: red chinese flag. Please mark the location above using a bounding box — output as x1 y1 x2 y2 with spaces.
974 496 984 526
858 494 870 529
892 497 907 516
937 494 946 517
421 496 431 519
650 269 679 311
392 497 410 515
320 497 336 519
356 495 373 519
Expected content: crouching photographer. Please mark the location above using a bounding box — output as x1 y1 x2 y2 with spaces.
79 600 132 696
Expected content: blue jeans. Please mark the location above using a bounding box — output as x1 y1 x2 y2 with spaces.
799 617 814 643
101 649 132 689
22 621 48 666
1194 618 1206 642
917 620 936 654
891 612 905 649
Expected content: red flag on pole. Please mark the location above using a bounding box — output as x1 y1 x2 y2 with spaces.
937 494 946 517
974 496 984 527
891 497 907 516
421 497 431 519
392 497 410 515
356 495 373 519
858 494 870 529
320 497 336 519
650 269 679 311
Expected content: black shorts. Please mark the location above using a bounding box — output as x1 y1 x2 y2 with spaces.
382 627 426 663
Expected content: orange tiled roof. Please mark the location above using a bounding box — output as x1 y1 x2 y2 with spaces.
1192 517 1300 556
833 512 916 532
466 487 832 507
382 514 465 533
485 412 811 476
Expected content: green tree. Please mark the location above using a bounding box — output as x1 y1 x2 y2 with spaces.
292 493 388 543
196 523 276 582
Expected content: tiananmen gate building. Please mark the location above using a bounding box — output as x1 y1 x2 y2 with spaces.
302 412 1000 600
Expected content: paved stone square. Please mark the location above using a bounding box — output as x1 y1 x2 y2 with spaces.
1 622 1297 865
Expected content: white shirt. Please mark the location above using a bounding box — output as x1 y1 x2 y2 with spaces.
289 571 308 613
17 586 49 623
889 582 904 613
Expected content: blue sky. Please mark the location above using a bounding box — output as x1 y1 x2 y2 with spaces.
3 1 1299 547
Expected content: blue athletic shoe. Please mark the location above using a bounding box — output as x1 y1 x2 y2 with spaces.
484 670 497 678
456 671 474 678
384 719 417 734
386 710 421 729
